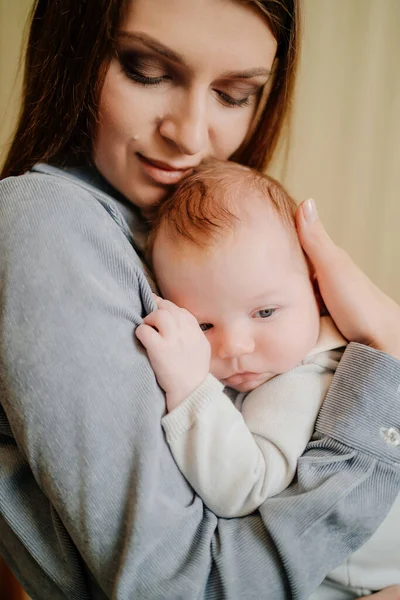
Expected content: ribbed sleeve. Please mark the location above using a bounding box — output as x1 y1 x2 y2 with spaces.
316 342 400 461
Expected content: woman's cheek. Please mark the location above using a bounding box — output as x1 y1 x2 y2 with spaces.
222 113 255 159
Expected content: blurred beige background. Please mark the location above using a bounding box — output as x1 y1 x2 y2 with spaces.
1 0 399 302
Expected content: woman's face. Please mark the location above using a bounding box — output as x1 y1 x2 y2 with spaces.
93 0 277 212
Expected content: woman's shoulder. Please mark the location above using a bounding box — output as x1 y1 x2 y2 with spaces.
0 164 113 226
0 165 154 314
0 164 149 282
0 164 149 269
1 164 136 254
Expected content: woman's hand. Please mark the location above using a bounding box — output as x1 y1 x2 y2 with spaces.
135 295 211 411
296 199 400 361
361 586 400 600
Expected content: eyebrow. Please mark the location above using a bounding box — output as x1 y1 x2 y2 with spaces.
220 67 270 79
118 32 189 66
117 31 271 79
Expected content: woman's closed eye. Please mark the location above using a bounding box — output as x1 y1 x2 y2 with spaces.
118 50 258 108
216 90 252 108
118 51 171 86
213 80 263 109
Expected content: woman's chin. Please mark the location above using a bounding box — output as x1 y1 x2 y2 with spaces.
124 178 171 212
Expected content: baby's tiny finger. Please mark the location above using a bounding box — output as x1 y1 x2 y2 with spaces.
143 308 176 337
153 297 184 318
153 293 163 306
135 323 160 348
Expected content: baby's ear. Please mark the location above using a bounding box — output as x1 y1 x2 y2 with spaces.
311 273 329 316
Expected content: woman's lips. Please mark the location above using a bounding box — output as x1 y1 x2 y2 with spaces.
137 154 195 185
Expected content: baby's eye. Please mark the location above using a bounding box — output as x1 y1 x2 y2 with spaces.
254 308 276 319
199 323 213 332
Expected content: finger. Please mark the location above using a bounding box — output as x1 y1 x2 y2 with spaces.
296 199 381 308
296 199 375 338
152 293 162 307
153 296 195 327
143 308 176 337
135 323 161 349
297 199 374 292
296 199 357 311
296 199 400 355
295 199 337 271
153 294 184 316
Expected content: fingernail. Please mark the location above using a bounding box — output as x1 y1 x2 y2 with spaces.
303 198 318 224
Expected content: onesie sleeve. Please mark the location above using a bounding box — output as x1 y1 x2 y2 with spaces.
162 361 334 517
1 172 400 600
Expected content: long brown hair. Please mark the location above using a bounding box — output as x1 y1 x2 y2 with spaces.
1 0 300 180
237 0 300 171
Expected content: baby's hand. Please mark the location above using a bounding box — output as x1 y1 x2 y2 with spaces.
135 295 211 411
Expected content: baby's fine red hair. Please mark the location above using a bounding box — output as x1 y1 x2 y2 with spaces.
147 159 298 259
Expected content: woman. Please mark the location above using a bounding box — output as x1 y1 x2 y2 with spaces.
1 0 400 598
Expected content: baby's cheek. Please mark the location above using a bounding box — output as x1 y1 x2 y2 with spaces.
209 354 222 378
275 326 318 371
271 344 303 373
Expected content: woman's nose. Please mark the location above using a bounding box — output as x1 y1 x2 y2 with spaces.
217 328 255 359
158 89 209 156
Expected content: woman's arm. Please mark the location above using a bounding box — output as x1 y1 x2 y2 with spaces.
1 174 400 600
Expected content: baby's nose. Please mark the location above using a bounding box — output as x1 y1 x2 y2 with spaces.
217 329 255 359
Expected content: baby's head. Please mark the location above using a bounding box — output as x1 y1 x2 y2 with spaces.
149 160 320 392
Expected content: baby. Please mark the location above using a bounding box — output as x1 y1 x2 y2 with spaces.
136 160 400 599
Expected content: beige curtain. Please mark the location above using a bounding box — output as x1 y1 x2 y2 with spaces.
271 0 400 302
0 0 31 158
1 0 399 301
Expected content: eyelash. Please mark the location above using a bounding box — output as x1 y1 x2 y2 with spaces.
217 91 251 108
121 64 251 108
121 64 166 87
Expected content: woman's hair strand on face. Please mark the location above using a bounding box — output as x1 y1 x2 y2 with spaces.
1 0 299 180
